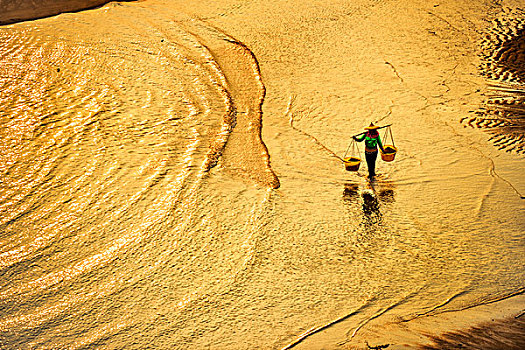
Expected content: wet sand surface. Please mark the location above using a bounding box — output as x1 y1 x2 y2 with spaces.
347 292 525 349
0 0 524 349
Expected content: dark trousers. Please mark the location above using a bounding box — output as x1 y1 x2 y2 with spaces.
365 151 378 178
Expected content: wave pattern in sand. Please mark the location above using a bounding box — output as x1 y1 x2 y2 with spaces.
464 9 525 154
0 6 278 348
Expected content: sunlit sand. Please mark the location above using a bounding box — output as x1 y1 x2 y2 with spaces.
0 0 523 349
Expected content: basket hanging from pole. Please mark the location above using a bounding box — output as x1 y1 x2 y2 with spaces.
343 139 361 171
380 126 397 162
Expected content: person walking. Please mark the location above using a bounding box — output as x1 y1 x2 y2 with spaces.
353 123 385 178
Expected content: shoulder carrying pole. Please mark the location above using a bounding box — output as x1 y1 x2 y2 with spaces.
351 124 392 138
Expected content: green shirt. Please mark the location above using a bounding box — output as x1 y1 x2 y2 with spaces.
356 133 384 152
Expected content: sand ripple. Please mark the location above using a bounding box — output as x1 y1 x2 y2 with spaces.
463 9 525 154
0 6 277 348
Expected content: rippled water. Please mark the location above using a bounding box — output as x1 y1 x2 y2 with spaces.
0 1 524 349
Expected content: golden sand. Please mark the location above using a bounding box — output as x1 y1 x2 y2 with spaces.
0 0 524 349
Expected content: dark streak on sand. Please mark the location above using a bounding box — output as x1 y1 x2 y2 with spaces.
419 317 525 350
0 0 135 26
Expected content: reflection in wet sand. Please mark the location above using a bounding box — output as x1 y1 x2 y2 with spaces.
343 181 396 217
341 180 397 266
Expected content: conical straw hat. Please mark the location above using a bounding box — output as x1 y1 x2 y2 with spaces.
365 122 379 130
